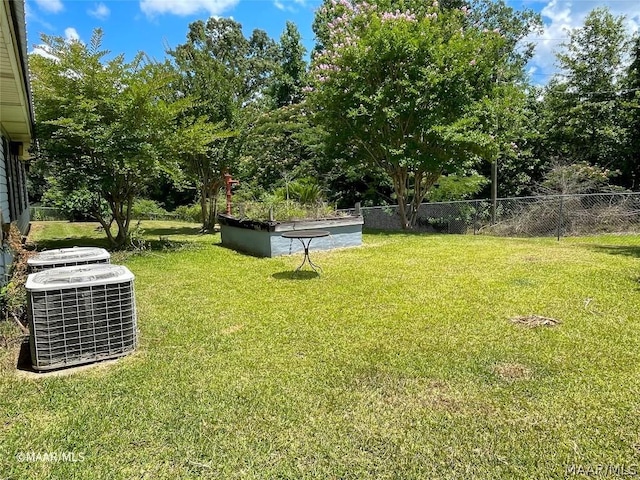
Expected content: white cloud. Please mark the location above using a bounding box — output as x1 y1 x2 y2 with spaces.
25 1 56 30
140 0 239 17
64 27 80 42
31 44 58 60
525 0 640 85
88 2 110 20
272 0 305 11
33 0 64 14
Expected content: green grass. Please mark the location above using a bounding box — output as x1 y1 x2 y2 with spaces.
2 221 640 479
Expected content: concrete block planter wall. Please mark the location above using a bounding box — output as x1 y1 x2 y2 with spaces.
218 214 364 258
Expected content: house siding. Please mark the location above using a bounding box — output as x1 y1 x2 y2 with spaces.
0 135 10 223
0 135 11 282
0 132 30 284
1 0 33 285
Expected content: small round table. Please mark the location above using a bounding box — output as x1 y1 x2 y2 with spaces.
281 230 330 273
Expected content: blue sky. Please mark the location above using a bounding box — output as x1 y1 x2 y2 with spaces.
26 0 322 62
26 0 639 84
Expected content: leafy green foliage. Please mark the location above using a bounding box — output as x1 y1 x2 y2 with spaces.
281 180 325 205
309 1 525 228
621 35 640 188
130 199 169 220
41 178 106 221
428 174 488 202
539 9 632 182
30 29 210 247
172 203 203 223
169 18 278 230
238 103 323 198
269 21 308 108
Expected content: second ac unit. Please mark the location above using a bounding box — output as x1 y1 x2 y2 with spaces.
28 247 110 273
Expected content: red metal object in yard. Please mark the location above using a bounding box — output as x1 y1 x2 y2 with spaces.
224 172 239 215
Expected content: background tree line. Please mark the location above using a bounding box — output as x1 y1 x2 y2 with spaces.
29 1 640 243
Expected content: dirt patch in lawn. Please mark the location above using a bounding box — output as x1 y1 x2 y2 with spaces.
221 324 245 335
492 362 533 381
510 315 561 328
353 372 468 414
521 255 543 263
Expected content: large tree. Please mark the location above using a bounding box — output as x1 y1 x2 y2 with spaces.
269 21 308 108
540 8 631 182
169 18 278 229
622 35 640 188
309 1 524 228
238 103 322 196
31 30 213 247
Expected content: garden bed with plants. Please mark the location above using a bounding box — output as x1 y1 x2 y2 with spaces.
218 201 364 257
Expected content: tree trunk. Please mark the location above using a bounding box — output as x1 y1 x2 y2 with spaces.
203 181 222 232
408 171 440 228
391 168 410 229
199 184 208 231
391 168 440 229
112 203 128 248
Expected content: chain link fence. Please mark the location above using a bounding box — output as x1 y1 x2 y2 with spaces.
29 206 67 221
341 193 640 238
31 193 640 238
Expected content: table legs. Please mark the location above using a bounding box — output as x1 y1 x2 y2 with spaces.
294 238 323 273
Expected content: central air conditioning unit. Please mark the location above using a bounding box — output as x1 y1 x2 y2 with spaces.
27 247 110 273
25 264 137 371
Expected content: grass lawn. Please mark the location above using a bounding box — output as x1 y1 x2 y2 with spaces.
2 221 640 479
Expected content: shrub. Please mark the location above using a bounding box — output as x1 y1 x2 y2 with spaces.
173 204 202 223
274 179 325 205
0 223 33 336
41 179 101 221
131 199 168 220
234 199 340 222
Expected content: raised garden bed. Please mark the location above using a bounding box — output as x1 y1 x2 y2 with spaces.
218 213 364 258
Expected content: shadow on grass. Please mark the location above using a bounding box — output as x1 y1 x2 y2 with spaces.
585 245 640 259
33 237 196 255
213 243 266 258
272 270 320 280
16 338 32 373
33 236 111 251
363 227 443 236
141 226 203 237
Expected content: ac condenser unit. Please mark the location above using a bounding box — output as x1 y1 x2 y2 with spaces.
25 264 137 371
27 247 110 273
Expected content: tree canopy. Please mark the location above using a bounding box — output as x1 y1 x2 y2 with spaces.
30 29 214 246
535 9 638 189
308 0 527 227
168 18 278 229
28 7 640 234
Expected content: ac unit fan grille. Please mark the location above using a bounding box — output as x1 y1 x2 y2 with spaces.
29 281 137 370
29 258 110 273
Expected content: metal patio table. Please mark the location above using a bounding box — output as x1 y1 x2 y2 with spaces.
281 230 330 273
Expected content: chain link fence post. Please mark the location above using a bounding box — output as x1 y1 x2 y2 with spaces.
557 196 564 241
473 200 479 235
